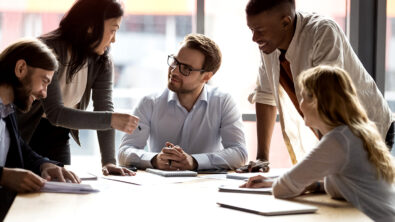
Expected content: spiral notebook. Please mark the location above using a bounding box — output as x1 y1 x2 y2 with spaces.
146 168 197 177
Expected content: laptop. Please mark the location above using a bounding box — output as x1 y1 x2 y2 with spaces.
217 196 318 216
218 185 272 194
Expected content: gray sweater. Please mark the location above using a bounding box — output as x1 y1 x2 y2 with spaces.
273 125 395 222
16 37 115 165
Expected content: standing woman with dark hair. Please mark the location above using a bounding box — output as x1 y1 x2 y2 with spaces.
16 0 138 175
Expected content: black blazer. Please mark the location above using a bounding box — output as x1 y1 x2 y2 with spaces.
4 113 57 173
0 113 59 220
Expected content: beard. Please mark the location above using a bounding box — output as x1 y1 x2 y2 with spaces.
13 73 33 113
168 81 193 94
167 72 194 94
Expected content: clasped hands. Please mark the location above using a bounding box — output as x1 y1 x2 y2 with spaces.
152 142 198 171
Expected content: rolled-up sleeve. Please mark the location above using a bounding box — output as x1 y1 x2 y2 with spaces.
248 58 277 106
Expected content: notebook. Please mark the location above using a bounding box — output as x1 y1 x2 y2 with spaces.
226 168 288 180
217 196 318 216
197 169 228 174
145 168 198 177
218 185 272 194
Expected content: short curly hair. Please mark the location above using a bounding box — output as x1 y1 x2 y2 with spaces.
182 34 222 75
246 0 295 16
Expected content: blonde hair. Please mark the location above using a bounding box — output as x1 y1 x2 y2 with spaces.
299 65 395 183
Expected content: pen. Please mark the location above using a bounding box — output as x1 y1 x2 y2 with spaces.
138 125 141 131
167 145 173 167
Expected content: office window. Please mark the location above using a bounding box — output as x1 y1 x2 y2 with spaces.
76 0 195 157
386 0 395 111
385 0 395 156
205 0 347 167
0 0 194 160
0 0 355 163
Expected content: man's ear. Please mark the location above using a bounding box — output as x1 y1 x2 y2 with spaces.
202 71 213 83
14 59 28 80
281 16 292 30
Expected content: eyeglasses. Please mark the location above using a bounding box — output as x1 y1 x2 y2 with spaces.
167 55 205 76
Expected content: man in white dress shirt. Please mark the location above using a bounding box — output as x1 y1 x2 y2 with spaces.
118 34 247 171
245 0 394 163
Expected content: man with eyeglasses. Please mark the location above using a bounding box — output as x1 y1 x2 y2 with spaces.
118 34 247 171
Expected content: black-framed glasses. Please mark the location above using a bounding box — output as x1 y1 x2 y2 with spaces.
167 55 205 76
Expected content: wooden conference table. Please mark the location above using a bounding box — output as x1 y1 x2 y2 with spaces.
4 171 371 222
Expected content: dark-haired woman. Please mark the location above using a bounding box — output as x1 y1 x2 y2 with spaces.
16 0 138 175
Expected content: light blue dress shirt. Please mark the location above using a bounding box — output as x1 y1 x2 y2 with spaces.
118 85 247 170
0 98 14 166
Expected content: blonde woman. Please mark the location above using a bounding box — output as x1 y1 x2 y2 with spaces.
242 66 395 221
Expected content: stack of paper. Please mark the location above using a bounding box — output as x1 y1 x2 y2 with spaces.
40 181 99 194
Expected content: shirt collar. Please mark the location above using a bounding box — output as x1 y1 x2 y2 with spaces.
0 98 14 119
167 85 209 104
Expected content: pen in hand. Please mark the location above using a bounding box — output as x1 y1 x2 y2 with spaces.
167 145 173 167
240 175 273 188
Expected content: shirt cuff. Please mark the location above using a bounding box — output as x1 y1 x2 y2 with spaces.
248 92 277 106
192 153 211 170
139 152 158 169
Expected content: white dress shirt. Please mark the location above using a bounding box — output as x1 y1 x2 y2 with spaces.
0 99 13 166
272 125 395 222
118 85 248 170
58 61 88 109
249 12 393 163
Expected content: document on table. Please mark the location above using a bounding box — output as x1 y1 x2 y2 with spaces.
103 172 202 186
218 185 272 194
226 168 288 180
78 172 98 181
64 166 98 181
40 181 99 194
146 168 197 177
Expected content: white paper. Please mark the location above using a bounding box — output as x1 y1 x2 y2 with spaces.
198 174 227 180
103 173 202 186
40 181 99 194
226 168 288 180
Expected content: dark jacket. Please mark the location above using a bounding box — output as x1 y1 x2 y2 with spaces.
0 113 58 220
